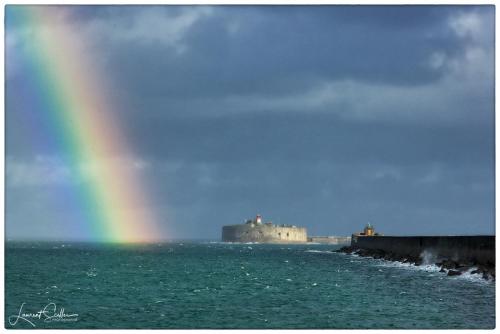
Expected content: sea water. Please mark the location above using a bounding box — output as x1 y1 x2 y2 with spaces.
5 241 495 329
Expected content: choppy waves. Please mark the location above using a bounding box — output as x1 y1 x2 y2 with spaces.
5 241 495 329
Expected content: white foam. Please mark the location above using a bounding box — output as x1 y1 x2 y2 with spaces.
451 267 494 284
374 259 441 273
86 267 98 277
304 249 333 254
373 259 494 284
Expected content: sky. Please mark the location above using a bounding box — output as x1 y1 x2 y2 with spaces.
6 5 495 240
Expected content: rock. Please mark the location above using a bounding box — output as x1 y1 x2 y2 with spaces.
441 260 458 270
337 246 355 254
358 249 371 257
336 247 494 281
394 254 405 262
456 263 469 269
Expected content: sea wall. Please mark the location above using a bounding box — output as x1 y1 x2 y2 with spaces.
308 236 351 244
351 235 495 265
222 224 307 243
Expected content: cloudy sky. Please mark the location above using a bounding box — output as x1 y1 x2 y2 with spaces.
6 5 495 240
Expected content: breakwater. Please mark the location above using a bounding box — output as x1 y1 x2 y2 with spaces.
339 235 495 279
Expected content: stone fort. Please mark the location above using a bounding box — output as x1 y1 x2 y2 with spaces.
222 214 307 243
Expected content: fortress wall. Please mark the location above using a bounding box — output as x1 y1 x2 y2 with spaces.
351 235 495 265
222 224 307 243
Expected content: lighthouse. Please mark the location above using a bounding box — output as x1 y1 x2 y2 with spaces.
255 214 262 224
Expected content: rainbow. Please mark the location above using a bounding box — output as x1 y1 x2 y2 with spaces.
7 6 164 243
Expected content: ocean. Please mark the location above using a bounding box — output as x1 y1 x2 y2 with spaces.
5 241 495 329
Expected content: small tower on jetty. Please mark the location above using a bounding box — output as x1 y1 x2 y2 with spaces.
364 223 374 236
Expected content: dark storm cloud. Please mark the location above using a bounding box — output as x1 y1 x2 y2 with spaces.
6 5 495 240
102 5 468 101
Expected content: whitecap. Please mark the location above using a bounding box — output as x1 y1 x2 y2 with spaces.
86 267 98 277
304 249 333 254
451 267 494 284
374 259 441 273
